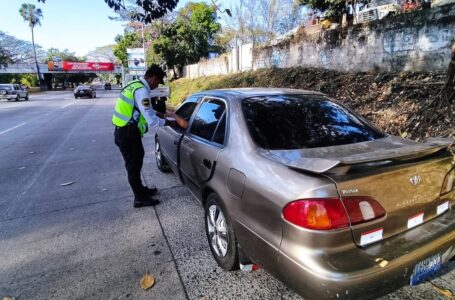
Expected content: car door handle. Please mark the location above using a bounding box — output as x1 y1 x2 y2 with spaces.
203 159 212 170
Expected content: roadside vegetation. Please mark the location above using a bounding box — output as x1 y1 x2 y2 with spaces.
169 67 454 141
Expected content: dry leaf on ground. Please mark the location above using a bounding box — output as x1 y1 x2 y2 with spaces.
429 281 455 300
140 271 155 290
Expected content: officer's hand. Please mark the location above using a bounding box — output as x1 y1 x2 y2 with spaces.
166 110 176 118
155 111 165 119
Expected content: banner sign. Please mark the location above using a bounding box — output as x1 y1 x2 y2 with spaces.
62 61 115 71
48 57 63 71
127 48 145 70
48 61 114 71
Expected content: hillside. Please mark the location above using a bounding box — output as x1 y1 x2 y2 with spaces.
169 67 454 141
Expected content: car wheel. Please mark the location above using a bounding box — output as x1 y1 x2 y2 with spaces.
205 193 239 271
155 139 170 172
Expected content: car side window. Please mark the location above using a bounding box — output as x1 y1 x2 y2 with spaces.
212 112 226 145
175 97 199 121
190 99 226 142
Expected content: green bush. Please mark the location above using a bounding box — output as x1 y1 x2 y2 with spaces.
0 74 38 86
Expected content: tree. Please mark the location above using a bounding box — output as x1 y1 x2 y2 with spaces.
113 32 142 66
151 2 221 72
86 45 117 62
0 31 46 64
422 42 455 121
19 3 44 88
296 0 368 21
104 0 180 23
36 0 179 23
229 0 307 45
440 42 455 104
45 48 85 62
0 46 12 68
297 0 343 19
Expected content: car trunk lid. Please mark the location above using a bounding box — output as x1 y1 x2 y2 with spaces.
329 155 453 246
260 136 454 246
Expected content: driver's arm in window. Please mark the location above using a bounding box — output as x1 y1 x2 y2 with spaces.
166 110 189 129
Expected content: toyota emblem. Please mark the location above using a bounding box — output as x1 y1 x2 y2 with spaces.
410 175 421 186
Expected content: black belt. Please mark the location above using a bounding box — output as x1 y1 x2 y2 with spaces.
115 124 136 130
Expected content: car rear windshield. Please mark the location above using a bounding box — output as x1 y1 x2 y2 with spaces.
0 85 12 90
242 94 384 150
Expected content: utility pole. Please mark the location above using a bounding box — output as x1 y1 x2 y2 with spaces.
141 21 147 69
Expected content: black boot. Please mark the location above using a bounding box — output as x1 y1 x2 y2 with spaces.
142 186 158 196
134 195 160 208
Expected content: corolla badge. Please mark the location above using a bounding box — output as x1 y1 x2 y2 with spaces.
409 175 421 186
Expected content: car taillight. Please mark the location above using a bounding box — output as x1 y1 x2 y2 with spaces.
441 167 455 195
341 196 386 225
282 198 350 230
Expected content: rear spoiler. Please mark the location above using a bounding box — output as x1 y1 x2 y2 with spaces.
259 137 454 174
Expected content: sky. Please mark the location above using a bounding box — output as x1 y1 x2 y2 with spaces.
0 0 196 57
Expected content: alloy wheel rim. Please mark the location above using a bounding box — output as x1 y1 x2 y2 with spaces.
155 142 162 166
207 204 228 257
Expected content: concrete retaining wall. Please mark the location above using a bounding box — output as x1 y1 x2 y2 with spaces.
253 3 455 72
183 3 455 78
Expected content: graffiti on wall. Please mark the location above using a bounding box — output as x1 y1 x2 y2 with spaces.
418 27 453 51
318 49 333 66
383 29 418 54
271 48 288 67
384 26 453 54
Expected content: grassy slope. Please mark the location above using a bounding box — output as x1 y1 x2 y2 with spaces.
169 67 454 140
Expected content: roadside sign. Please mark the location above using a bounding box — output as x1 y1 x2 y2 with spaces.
127 48 146 70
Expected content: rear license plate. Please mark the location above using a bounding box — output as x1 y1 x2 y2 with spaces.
410 253 442 285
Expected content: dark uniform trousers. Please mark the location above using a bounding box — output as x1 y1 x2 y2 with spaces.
114 123 146 199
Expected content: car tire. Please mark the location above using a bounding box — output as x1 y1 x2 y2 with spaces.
205 193 239 271
155 139 170 172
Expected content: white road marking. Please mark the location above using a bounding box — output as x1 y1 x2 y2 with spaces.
0 122 28 135
61 103 73 109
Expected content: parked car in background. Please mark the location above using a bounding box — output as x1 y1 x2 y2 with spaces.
0 84 29 101
155 88 455 299
74 85 96 99
104 82 112 90
356 0 401 23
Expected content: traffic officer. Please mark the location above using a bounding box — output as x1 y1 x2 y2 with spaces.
112 64 186 208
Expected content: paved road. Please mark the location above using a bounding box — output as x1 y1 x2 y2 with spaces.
0 91 454 300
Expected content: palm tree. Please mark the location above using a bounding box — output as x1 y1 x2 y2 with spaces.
19 3 43 89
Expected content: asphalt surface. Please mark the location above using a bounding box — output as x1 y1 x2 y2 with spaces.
0 90 454 300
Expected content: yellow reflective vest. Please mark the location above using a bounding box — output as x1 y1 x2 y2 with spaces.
112 80 148 135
